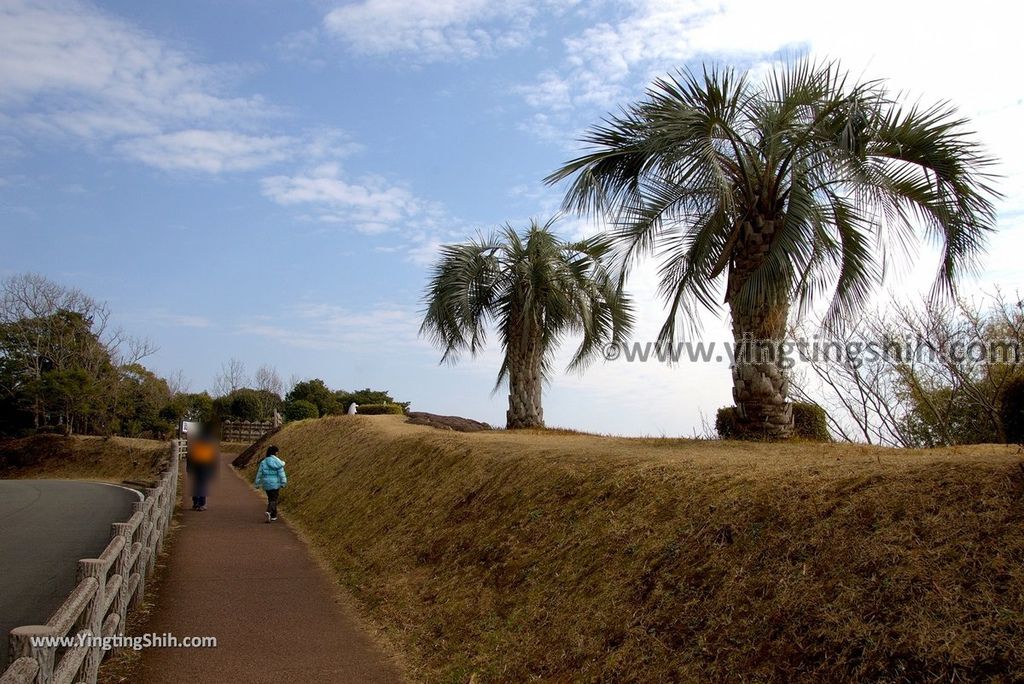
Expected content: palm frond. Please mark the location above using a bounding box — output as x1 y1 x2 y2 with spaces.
548 58 999 337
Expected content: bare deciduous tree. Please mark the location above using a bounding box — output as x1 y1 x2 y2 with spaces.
253 364 284 420
166 370 191 396
213 358 247 397
793 292 1023 446
254 365 283 397
789 318 915 446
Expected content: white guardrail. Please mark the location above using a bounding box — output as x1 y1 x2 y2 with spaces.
1 439 184 684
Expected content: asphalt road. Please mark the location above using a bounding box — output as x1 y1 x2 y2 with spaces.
0 480 140 665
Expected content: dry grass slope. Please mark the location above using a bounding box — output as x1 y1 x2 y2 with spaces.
0 434 167 482
243 416 1024 683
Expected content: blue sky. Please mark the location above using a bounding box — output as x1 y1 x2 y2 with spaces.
2 0 1023 435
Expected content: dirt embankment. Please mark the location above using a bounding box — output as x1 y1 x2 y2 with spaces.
241 415 1024 682
0 434 169 483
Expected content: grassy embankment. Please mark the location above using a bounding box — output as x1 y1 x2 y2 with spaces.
0 434 168 482
243 415 1024 682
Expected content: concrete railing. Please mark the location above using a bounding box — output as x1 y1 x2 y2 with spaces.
1 440 182 684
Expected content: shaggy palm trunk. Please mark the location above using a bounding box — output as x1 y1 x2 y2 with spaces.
506 325 544 429
728 215 794 440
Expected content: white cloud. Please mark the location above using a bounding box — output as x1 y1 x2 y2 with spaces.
320 0 581 62
516 0 809 137
118 127 363 175
239 302 426 351
516 70 573 111
518 1 1023 154
0 1 370 175
0 0 271 140
277 27 329 69
405 236 444 266
118 130 295 173
258 162 471 263
0 0 358 175
324 0 522 60
303 127 364 160
260 163 423 234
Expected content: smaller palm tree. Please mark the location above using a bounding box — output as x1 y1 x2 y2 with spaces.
421 218 634 428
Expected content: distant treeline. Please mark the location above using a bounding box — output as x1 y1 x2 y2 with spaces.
0 273 406 438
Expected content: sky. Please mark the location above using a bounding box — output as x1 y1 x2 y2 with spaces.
2 0 1023 436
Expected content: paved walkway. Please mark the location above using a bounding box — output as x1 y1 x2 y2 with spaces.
139 462 404 683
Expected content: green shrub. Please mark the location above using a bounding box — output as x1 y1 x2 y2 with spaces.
284 399 319 421
716 403 830 441
792 402 831 442
230 391 263 422
287 379 340 416
336 388 411 414
356 403 406 415
1001 376 1024 444
715 407 739 439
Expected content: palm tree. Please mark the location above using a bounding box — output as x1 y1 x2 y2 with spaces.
421 218 634 428
547 61 998 439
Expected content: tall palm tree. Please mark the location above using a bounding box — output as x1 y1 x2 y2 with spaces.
547 61 998 439
421 218 634 429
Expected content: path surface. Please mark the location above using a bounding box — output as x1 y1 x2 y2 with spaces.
0 480 140 664
139 462 404 683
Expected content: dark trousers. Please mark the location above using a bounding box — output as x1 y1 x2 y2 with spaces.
190 466 213 507
266 489 280 518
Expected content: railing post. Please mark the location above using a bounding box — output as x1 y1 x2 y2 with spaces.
110 523 133 636
130 501 149 611
167 464 177 528
166 441 178 529
76 559 105 681
9 626 55 683
153 486 166 556
143 488 159 576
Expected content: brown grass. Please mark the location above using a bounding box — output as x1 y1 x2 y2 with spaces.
0 434 168 482
243 415 1024 683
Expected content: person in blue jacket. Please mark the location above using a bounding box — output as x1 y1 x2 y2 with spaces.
253 445 287 522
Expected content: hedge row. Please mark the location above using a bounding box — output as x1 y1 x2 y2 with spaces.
356 403 406 415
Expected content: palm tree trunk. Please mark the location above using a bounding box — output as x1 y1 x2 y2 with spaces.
727 215 793 440
506 327 544 429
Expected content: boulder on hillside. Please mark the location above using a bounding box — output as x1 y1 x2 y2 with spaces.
405 412 492 432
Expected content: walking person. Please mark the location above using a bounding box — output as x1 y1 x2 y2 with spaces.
185 430 218 511
254 445 287 522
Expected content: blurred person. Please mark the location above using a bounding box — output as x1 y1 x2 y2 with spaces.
186 429 219 511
